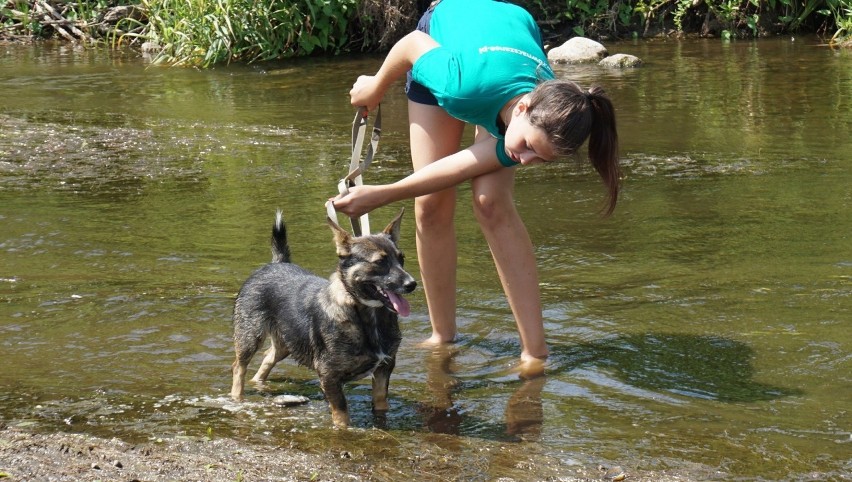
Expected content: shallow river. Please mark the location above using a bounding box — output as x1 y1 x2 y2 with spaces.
1 37 850 480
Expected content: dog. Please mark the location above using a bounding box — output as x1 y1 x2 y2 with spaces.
230 209 416 427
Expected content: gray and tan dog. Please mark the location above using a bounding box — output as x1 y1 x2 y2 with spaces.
230 209 416 427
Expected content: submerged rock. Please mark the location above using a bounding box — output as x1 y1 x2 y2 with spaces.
272 394 310 406
599 53 643 68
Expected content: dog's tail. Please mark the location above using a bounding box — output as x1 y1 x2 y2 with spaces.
271 210 291 263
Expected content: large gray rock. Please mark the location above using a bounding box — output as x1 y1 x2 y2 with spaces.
547 37 608 64
599 53 643 68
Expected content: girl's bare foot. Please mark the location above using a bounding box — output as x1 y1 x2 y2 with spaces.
418 332 456 348
514 353 547 379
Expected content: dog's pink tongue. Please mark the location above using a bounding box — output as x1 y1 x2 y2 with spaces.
387 292 410 317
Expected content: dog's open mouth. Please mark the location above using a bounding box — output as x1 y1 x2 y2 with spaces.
377 287 411 317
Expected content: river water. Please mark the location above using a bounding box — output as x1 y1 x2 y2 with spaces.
1 38 849 480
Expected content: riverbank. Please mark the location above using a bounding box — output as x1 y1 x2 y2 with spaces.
0 426 702 481
2 0 850 67
0 426 354 481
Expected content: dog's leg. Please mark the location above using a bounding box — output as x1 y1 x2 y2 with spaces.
251 339 289 383
320 377 350 428
371 365 392 412
231 358 249 401
232 308 264 401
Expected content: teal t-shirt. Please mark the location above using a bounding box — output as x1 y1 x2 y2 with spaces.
411 0 555 166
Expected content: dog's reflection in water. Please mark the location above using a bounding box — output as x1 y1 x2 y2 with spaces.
419 345 545 439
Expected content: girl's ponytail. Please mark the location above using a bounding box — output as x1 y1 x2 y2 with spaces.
585 87 620 216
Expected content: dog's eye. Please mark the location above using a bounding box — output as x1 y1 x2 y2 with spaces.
374 255 390 271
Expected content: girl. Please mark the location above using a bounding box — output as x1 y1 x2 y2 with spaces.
331 0 620 378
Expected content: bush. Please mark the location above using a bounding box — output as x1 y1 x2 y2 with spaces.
137 0 356 66
518 0 852 40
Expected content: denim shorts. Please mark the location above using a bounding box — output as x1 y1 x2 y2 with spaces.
405 3 439 105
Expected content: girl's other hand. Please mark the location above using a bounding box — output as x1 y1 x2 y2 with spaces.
350 75 384 113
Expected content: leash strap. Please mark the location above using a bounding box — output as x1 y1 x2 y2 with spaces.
326 105 381 236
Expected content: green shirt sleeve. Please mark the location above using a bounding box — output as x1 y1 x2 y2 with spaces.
496 139 520 167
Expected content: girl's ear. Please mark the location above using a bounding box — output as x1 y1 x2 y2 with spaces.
516 94 532 115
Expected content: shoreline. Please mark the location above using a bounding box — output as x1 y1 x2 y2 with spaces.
0 426 704 481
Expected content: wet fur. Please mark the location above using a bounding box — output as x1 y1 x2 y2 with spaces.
230 209 416 427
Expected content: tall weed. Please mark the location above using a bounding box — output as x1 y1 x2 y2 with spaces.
820 0 851 42
140 0 355 67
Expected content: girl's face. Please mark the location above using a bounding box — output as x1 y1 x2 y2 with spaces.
503 98 558 166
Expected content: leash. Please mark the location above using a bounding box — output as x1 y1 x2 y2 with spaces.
325 105 381 236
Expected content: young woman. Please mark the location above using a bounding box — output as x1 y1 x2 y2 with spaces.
331 0 620 378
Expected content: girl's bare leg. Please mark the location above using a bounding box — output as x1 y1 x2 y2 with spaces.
408 100 465 344
471 166 548 377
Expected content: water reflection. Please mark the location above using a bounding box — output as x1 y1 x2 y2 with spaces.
420 345 463 435
504 377 546 439
419 345 544 441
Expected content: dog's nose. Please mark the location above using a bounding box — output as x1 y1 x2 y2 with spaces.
403 279 417 293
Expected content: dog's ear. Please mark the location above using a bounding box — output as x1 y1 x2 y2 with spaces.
382 207 405 245
327 217 352 256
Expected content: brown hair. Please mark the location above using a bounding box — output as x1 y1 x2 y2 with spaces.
526 79 621 216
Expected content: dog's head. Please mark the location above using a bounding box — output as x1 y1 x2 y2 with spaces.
327 208 417 316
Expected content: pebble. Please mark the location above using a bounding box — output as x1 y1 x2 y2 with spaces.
600 465 627 481
272 395 310 407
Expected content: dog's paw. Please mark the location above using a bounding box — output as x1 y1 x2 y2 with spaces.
331 410 351 428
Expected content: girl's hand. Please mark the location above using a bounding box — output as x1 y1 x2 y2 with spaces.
349 31 440 113
350 75 384 113
330 185 385 218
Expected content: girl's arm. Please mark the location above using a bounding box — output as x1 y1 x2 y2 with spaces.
331 137 504 217
350 31 440 112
